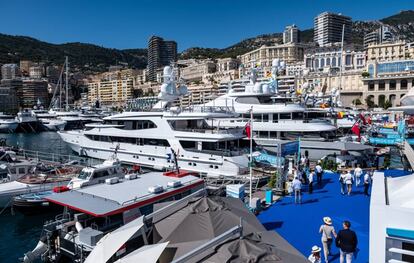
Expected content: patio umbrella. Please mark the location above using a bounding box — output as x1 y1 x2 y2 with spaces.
115 242 169 263
200 232 309 263
153 196 264 245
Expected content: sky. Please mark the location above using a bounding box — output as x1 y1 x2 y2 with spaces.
0 0 413 51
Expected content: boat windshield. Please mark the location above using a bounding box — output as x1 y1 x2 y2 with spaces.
77 170 92 180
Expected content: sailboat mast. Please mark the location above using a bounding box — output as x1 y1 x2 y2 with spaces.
65 56 69 111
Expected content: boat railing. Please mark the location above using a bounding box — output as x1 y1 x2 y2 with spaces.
173 127 244 135
168 105 235 115
16 148 102 167
120 178 203 207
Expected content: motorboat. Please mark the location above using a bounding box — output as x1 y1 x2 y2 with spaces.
16 109 43 132
12 157 128 214
23 169 204 262
0 164 81 207
58 66 250 179
0 113 18 133
31 108 67 131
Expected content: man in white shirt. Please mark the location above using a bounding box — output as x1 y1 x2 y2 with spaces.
292 176 302 204
339 172 347 195
354 165 363 187
308 170 314 194
315 163 323 185
363 172 371 196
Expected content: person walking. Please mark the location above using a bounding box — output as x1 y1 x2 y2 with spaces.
315 162 323 185
292 176 302 204
345 171 353 195
336 220 358 263
354 164 363 187
308 170 314 194
319 217 337 263
363 171 371 196
339 172 347 195
308 245 322 263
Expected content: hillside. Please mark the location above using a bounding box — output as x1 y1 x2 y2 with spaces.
0 34 147 73
180 10 414 59
1 10 414 69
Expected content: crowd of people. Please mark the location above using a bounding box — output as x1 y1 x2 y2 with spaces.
284 155 369 262
287 155 373 205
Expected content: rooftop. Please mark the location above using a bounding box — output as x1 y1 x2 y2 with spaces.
46 171 203 217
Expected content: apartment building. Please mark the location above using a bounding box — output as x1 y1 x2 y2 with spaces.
87 78 134 106
314 12 352 47
367 41 414 62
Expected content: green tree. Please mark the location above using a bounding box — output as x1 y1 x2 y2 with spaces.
361 71 370 78
365 97 375 108
352 98 362 106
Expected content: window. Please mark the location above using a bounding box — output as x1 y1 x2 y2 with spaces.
379 81 385 91
279 113 291 120
18 167 26 174
292 112 304 119
253 114 262 122
93 170 110 179
262 114 269 122
389 80 396 90
345 55 352 66
401 79 408 90
272 114 279 122
368 82 375 91
180 141 196 149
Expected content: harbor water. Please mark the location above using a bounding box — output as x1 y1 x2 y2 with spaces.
0 132 72 263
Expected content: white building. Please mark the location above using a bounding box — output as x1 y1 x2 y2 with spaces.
283 24 299 44
314 12 352 47
179 60 216 83
1 64 20 80
370 171 414 262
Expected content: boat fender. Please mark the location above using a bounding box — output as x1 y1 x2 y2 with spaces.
22 240 47 263
75 221 84 232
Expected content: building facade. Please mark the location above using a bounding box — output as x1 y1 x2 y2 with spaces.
283 24 299 44
238 43 307 71
1 64 20 80
29 65 44 79
87 78 134 106
367 41 414 62
21 79 49 108
363 26 394 49
147 36 177 82
180 60 217 83
363 59 414 107
0 79 20 113
304 46 366 72
314 12 352 47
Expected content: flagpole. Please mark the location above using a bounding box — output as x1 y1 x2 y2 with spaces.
249 106 253 207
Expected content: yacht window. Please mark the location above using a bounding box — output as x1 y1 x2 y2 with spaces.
143 139 170 147
93 170 109 179
272 114 279 122
262 114 269 122
100 136 110 142
78 170 92 180
18 167 26 174
259 131 268 138
180 141 196 149
253 114 262 122
236 97 260 104
279 113 291 119
10 168 16 174
269 131 278 138
292 112 304 119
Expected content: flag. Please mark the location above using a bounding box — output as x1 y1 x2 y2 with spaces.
351 122 361 142
245 122 251 139
359 113 366 125
337 111 345 119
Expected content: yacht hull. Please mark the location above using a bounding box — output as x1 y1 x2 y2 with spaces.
58 131 249 179
0 122 18 133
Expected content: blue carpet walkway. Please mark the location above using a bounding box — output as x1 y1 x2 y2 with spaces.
258 171 370 263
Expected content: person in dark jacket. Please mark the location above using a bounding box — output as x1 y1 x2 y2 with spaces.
336 220 358 263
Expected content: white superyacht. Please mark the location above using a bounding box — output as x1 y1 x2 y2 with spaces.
59 66 249 178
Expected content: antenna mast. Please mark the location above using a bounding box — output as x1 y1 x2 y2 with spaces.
65 56 69 111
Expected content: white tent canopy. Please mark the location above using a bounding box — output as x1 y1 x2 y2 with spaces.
84 216 145 263
115 242 169 263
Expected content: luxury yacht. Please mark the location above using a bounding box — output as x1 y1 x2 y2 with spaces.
59 66 249 178
31 108 67 131
0 113 18 133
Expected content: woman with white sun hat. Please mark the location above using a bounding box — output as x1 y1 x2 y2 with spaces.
308 245 322 263
319 216 337 263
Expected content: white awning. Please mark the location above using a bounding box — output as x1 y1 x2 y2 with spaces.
115 242 169 263
84 216 145 263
